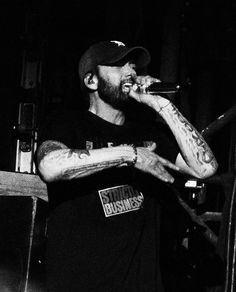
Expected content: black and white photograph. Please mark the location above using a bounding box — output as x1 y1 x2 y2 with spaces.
0 0 235 291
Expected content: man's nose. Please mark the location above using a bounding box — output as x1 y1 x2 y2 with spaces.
123 63 136 75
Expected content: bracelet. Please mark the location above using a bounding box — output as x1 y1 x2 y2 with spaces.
130 144 138 166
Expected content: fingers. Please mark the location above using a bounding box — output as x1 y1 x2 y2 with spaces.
146 142 157 152
147 161 175 183
135 76 161 87
129 77 164 108
139 146 179 172
155 155 180 172
135 147 180 183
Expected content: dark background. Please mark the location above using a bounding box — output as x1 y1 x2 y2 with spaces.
0 0 235 291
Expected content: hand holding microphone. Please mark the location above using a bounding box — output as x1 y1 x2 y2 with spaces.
128 76 179 109
138 82 180 94
132 76 180 94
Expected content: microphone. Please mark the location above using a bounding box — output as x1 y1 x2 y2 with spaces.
136 82 181 94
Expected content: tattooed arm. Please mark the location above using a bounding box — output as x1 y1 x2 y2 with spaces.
156 99 218 178
37 139 180 184
37 140 135 182
130 81 218 179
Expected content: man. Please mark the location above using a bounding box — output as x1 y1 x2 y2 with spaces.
37 40 218 291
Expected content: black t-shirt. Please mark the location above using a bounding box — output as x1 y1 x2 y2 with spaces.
38 109 179 292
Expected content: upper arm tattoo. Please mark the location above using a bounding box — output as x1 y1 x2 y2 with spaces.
37 140 68 164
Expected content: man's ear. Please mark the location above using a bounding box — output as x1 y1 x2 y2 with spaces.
84 73 98 90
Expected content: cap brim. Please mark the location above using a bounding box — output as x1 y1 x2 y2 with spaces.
102 46 151 68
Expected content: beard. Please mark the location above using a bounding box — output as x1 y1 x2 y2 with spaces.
97 75 131 110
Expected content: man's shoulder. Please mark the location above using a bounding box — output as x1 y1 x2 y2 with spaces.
43 108 88 124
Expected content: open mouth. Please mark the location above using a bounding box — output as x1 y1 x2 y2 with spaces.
121 82 133 93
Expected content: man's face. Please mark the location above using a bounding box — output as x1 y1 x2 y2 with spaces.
96 61 137 110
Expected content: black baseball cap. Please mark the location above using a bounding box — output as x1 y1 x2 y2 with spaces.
78 40 151 82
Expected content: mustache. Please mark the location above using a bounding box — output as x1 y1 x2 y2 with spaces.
120 75 136 87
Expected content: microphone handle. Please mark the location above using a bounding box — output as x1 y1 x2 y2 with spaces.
145 82 180 94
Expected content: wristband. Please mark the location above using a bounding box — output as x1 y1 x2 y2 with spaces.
130 144 138 166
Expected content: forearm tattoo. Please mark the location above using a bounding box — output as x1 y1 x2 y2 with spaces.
63 159 125 179
37 140 67 164
37 140 125 181
60 149 125 179
161 103 218 171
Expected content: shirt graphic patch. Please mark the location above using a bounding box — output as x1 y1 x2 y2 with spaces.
98 184 144 217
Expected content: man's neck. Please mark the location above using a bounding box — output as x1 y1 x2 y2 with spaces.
89 98 125 126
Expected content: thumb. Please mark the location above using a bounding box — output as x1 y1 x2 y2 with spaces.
146 142 157 152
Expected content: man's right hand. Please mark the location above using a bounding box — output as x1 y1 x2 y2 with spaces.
135 142 180 183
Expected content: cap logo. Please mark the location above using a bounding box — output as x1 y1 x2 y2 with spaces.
110 40 126 47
